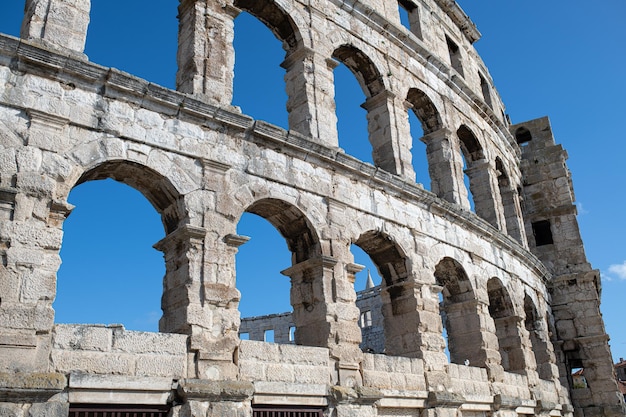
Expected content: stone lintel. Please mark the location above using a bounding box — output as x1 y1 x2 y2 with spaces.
492 393 529 410
377 389 428 409
203 159 231 174
361 90 396 111
426 390 465 407
330 385 382 405
281 255 338 278
280 45 315 70
27 109 69 131
223 234 251 248
49 199 75 223
0 372 67 402
345 263 365 275
177 379 253 402
458 397 494 412
153 224 207 252
68 373 174 405
252 381 328 407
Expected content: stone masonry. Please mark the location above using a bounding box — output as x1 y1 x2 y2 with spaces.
0 0 624 417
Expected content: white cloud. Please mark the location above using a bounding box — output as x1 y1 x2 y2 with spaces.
608 262 626 280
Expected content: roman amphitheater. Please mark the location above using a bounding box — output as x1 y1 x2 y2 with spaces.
0 0 624 416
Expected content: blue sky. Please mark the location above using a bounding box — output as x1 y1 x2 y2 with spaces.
1 1 625 362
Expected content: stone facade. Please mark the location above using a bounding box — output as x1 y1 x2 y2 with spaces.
0 1 624 417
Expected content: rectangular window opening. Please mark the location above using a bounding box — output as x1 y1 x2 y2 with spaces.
446 35 464 77
398 0 423 39
532 220 554 246
264 329 275 343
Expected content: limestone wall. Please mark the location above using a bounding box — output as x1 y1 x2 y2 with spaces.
0 0 623 416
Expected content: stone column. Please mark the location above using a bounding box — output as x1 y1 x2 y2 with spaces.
445 299 503 380
21 0 91 54
500 186 527 245
362 91 412 178
282 46 339 147
155 225 243 380
381 281 447 368
177 0 237 105
282 255 363 386
464 159 506 230
493 315 532 376
421 128 466 207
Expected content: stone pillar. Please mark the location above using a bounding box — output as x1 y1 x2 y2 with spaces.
177 0 237 105
500 186 527 245
421 128 466 207
362 91 414 179
381 281 447 369
282 255 363 386
464 159 506 230
0 168 72 373
282 46 339 147
177 379 253 417
155 225 242 380
21 0 91 54
493 315 532 376
445 299 503 380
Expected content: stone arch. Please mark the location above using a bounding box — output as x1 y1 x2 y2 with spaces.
332 45 385 99
354 230 418 357
405 88 443 188
457 125 504 229
244 198 321 264
62 159 196 334
495 157 525 243
76 160 185 234
524 293 557 380
487 277 527 374
331 45 402 174
234 0 303 52
434 257 485 366
240 198 336 349
406 88 442 135
457 125 484 162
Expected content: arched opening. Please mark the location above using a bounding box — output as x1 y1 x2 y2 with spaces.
335 63 371 163
237 198 324 347
434 257 481 366
57 161 184 332
236 212 292 343
524 294 556 380
56 179 164 331
332 45 397 173
350 244 384 353
457 125 483 211
496 157 525 243
487 277 527 374
354 231 415 356
234 0 309 135
86 0 178 88
233 11 288 129
406 88 442 190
